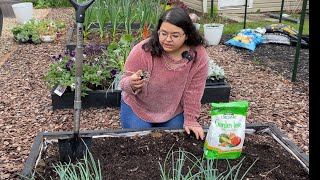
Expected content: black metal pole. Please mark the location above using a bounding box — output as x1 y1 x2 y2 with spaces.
279 0 285 23
291 0 307 82
244 0 248 29
210 0 214 18
0 7 3 36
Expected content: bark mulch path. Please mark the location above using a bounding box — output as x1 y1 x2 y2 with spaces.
0 8 309 179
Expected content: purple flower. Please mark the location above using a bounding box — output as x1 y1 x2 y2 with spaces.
110 69 117 76
52 55 59 61
70 50 75 57
66 60 73 71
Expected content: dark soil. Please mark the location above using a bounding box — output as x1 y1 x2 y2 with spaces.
35 130 308 180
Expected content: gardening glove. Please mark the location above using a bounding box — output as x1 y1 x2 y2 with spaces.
130 70 144 93
184 125 205 140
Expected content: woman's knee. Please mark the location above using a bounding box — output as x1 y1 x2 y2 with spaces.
120 100 152 128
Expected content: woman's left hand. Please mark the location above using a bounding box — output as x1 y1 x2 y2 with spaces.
184 125 205 140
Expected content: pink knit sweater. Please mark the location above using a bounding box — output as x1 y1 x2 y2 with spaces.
120 39 209 127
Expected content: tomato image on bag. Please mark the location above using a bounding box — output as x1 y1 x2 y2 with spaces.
204 101 249 159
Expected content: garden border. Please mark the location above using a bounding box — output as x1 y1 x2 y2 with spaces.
20 123 309 179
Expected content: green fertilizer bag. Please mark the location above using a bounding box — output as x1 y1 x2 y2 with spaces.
204 101 249 159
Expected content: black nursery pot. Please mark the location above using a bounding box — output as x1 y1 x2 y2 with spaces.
50 81 231 110
201 79 231 104
205 78 226 86
51 88 122 110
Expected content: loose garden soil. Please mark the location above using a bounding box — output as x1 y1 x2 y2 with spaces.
35 131 308 180
0 7 309 180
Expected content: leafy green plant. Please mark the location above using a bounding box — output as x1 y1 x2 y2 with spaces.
159 147 259 180
201 5 223 24
150 0 168 29
52 147 102 180
99 34 136 91
11 20 41 44
208 59 225 81
11 19 65 44
19 139 102 180
101 34 135 73
83 5 96 39
95 0 108 40
43 44 112 96
120 0 137 35
105 0 121 39
136 0 153 38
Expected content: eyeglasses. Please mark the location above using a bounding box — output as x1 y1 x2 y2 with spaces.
158 31 185 41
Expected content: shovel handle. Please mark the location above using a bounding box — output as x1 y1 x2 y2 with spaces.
68 0 95 23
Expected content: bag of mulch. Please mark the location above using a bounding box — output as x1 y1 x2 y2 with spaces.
224 29 265 51
204 101 249 159
262 32 291 45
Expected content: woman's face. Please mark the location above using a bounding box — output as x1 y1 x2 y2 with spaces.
158 22 186 53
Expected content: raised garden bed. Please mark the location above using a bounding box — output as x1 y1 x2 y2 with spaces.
20 123 308 179
51 81 231 110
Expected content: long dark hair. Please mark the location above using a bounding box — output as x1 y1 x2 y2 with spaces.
142 7 204 57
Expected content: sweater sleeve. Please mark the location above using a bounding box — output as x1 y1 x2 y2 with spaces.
183 48 209 127
120 41 148 95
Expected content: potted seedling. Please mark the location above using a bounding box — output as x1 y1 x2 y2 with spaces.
201 58 230 103
11 19 41 44
37 20 65 43
206 58 225 86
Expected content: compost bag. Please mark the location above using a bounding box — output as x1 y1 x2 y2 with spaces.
204 101 249 159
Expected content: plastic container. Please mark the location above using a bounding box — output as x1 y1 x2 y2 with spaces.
203 23 224 45
12 2 33 24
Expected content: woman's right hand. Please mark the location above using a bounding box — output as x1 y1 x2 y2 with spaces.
130 70 144 92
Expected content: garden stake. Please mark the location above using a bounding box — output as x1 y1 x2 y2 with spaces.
58 0 95 163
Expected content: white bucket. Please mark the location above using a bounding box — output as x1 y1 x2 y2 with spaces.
203 24 224 45
12 2 34 24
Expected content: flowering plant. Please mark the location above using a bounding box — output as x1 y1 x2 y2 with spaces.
44 44 114 96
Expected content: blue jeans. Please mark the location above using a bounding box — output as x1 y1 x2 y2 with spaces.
120 99 184 128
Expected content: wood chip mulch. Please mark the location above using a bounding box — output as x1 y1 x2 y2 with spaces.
0 8 309 179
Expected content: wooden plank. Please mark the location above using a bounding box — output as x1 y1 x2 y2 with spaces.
182 0 203 12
